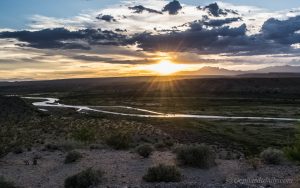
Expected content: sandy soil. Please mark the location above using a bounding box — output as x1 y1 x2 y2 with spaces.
0 148 299 188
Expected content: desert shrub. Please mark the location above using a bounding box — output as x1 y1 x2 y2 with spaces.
0 177 16 188
58 139 83 151
284 124 300 162
260 148 284 165
143 164 181 182
44 140 83 152
13 147 23 154
136 144 153 158
154 139 174 150
44 143 59 152
105 132 132 150
64 168 103 188
164 139 175 147
89 144 105 150
0 146 5 158
248 158 262 170
284 146 300 162
72 127 96 143
176 144 216 168
64 151 82 164
154 141 167 150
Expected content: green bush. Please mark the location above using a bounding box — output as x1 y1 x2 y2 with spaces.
64 151 82 164
105 132 132 150
284 146 300 162
64 168 103 188
0 177 16 188
284 124 300 162
176 144 216 168
136 144 153 158
72 127 96 143
143 164 181 182
260 148 284 165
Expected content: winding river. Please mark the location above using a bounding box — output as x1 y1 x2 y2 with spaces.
23 97 300 122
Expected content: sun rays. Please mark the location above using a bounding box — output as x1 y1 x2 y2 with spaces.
141 60 187 75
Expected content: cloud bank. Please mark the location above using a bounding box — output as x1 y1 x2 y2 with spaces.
1 0 300 79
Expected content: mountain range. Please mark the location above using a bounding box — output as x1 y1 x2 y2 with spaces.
177 65 300 76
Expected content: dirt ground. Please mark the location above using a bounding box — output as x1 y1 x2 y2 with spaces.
1 148 300 188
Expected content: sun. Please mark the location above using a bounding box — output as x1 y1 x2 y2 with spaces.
145 60 186 75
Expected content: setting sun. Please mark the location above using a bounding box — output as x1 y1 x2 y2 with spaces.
143 60 186 75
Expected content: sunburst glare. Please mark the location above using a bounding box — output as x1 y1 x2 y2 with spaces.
142 60 187 75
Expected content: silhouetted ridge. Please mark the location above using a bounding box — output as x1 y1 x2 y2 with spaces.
0 96 39 121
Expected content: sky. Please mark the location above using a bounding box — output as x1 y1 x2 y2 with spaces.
1 0 300 80
2 0 300 29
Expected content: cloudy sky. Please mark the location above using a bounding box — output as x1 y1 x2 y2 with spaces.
1 0 300 80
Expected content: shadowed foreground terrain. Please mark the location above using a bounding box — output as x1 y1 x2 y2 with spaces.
0 77 300 187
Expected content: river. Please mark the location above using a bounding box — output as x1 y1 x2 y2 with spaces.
23 97 300 122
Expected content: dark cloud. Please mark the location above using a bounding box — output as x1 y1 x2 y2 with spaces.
0 28 88 49
0 28 126 50
129 5 162 14
203 17 241 27
198 3 238 17
162 0 182 15
96 14 116 22
127 16 300 55
115 28 127 32
187 16 241 28
128 24 248 54
261 15 300 45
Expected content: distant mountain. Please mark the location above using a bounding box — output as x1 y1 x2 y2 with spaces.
237 72 300 78
178 65 300 76
253 65 300 73
177 66 243 76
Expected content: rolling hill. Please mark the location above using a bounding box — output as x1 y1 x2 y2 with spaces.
0 96 39 121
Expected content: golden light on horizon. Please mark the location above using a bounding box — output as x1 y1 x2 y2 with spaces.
142 60 187 75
